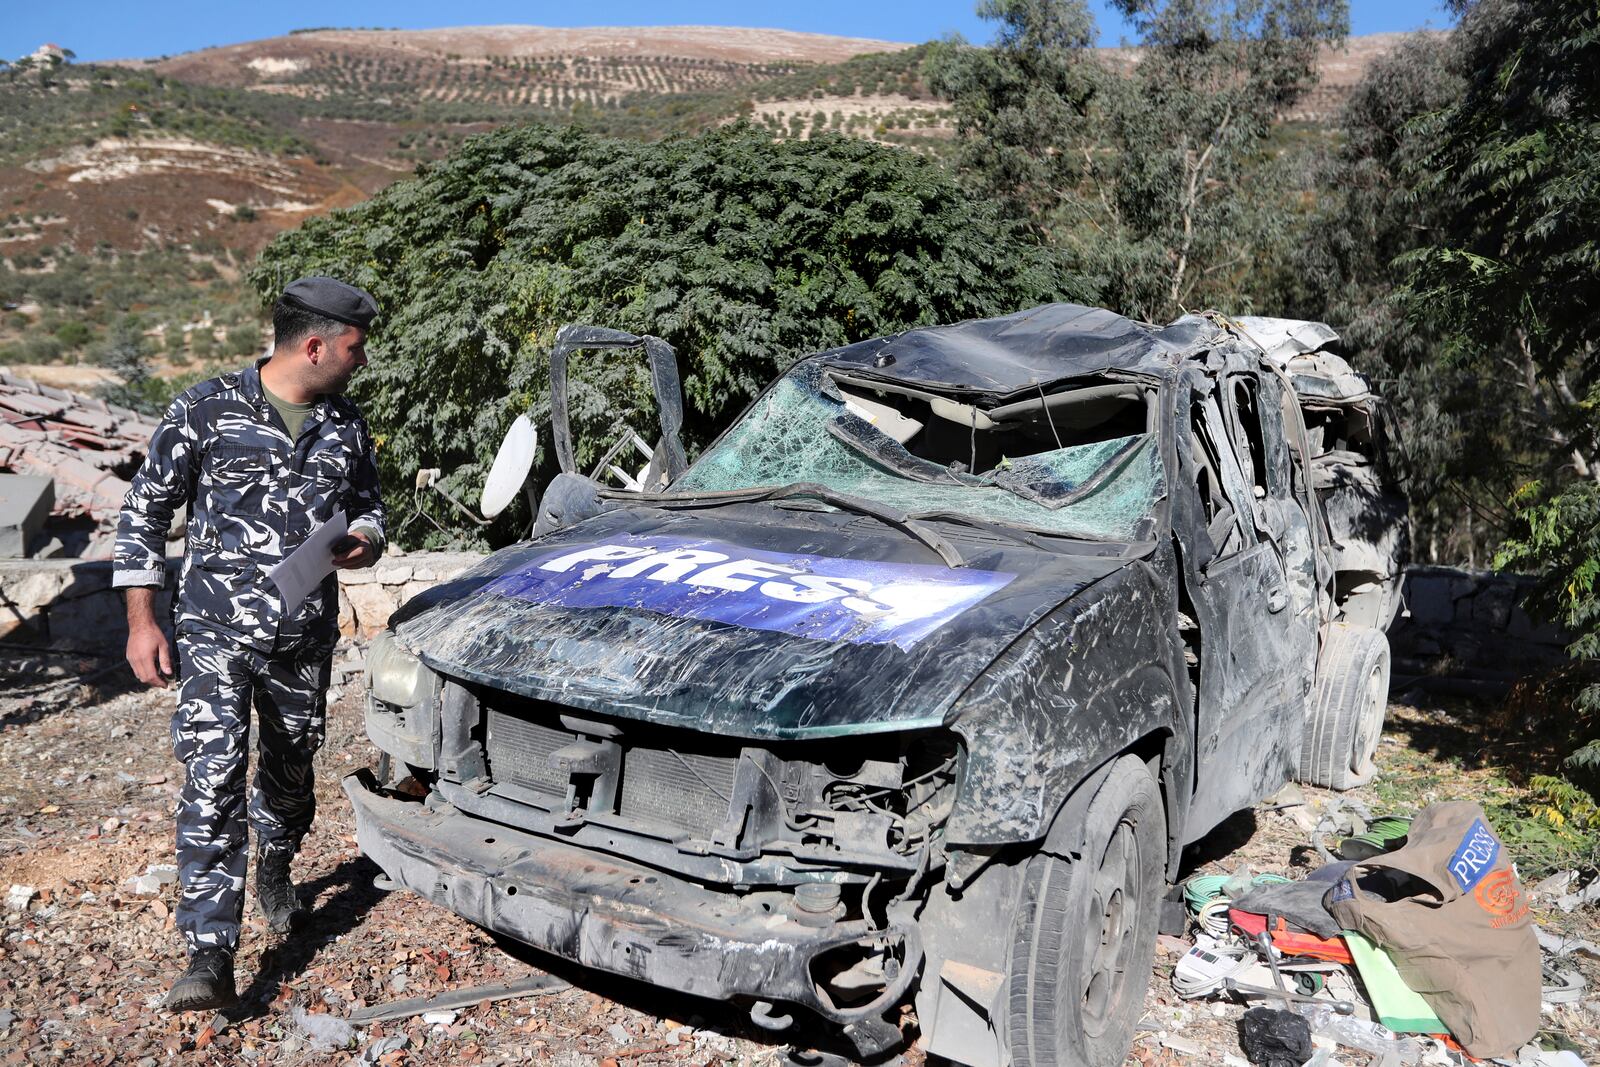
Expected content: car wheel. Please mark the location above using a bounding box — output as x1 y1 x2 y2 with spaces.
1298 622 1391 790
1006 756 1165 1067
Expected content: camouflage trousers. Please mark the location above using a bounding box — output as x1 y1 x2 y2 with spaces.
172 627 334 952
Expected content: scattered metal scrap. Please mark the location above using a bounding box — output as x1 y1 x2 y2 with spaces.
345 973 570 1024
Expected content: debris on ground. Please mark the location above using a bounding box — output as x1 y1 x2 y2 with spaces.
3 663 1597 1064
290 1003 357 1050
1157 790 1600 1065
1238 1006 1313 1066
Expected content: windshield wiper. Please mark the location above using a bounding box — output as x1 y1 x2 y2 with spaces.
646 481 967 568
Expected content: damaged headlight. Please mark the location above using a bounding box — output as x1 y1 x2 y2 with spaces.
368 629 426 707
804 735 962 857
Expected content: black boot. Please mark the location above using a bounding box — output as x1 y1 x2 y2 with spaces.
165 947 236 1011
255 845 307 934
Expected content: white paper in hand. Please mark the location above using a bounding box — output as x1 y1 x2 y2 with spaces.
269 510 348 614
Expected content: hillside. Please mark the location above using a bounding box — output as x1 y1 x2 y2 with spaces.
0 25 1424 388
111 26 912 115
3 26 1422 258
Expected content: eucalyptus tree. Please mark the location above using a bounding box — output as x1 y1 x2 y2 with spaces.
929 0 1347 322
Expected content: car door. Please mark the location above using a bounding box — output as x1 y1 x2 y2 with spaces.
547 324 688 492
1177 382 1306 833
1223 369 1323 639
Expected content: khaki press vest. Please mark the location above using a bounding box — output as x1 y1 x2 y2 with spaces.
1327 801 1539 1059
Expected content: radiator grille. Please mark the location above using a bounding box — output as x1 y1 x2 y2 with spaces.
483 699 740 837
617 747 738 837
484 708 572 796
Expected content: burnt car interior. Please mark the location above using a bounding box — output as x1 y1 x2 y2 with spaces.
831 374 1154 475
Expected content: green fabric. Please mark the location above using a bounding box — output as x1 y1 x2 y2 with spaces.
1343 931 1446 1034
263 384 316 442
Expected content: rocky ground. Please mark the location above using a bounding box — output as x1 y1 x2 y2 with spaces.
2 642 1598 1066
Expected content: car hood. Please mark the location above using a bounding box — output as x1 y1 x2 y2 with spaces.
392 504 1137 740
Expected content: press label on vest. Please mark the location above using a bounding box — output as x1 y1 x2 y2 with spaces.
1448 819 1501 891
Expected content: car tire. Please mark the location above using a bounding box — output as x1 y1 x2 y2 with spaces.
1006 756 1165 1067
1298 622 1391 790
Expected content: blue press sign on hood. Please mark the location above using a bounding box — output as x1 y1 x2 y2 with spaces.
487 535 1017 650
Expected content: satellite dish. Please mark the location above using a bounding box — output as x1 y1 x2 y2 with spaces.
480 414 537 518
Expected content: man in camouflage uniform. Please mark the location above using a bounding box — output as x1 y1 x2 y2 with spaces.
115 277 387 1011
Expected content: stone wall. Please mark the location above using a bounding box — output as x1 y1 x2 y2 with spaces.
0 550 484 653
1388 565 1569 689
333 552 483 638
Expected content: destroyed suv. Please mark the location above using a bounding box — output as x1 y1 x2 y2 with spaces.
347 304 1405 1066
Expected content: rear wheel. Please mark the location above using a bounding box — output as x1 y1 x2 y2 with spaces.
1007 756 1165 1067
1298 623 1391 790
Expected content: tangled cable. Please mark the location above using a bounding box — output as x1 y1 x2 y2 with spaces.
1183 872 1292 936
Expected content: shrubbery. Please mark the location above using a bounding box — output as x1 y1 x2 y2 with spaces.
251 122 1089 547
0 249 258 372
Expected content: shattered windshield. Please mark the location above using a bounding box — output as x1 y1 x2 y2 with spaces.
672 364 1165 541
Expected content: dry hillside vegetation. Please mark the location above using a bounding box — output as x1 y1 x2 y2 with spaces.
0 26 1421 394
115 26 914 112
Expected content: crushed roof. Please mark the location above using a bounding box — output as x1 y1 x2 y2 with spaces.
813 303 1223 397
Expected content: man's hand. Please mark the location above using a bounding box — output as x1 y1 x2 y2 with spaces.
332 530 377 570
125 587 174 689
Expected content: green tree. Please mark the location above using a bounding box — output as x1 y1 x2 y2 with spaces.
190 326 217 359
1284 32 1481 562
95 323 159 414
251 123 1089 547
1402 0 1600 500
925 0 1102 238
928 0 1346 321
1433 0 1600 770
225 322 262 357
53 319 92 347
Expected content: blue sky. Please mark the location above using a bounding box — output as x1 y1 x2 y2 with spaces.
6 1 1456 65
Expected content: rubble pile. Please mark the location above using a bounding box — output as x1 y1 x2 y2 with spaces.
0 369 162 557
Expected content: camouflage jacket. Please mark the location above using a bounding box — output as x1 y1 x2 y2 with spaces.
113 360 386 650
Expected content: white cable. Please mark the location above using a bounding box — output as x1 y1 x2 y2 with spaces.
1199 897 1233 938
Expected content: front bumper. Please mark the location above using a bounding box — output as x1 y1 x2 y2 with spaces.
342 769 920 1027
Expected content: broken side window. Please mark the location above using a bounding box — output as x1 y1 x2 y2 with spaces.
1227 375 1271 501
1188 392 1250 561
672 363 1166 542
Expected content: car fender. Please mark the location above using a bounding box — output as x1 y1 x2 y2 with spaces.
945 554 1191 852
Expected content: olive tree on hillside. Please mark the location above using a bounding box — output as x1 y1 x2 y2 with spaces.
252 123 1090 547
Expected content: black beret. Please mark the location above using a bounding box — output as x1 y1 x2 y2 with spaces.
279 276 379 330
